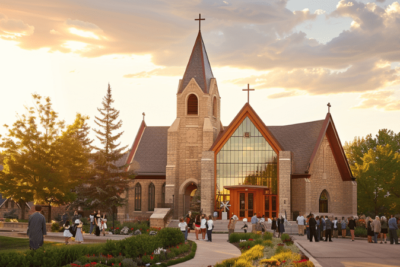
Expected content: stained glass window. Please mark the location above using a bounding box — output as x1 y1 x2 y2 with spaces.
319 190 328 213
148 183 155 211
135 183 141 211
216 117 278 205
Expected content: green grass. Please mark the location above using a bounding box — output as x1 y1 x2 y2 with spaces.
0 236 62 254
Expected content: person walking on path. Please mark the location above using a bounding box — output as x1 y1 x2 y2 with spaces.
372 216 381 243
101 214 108 236
388 215 399 245
380 216 388 244
271 217 277 237
228 217 237 240
278 216 285 237
251 213 258 233
309 214 317 242
321 216 326 240
306 215 310 240
296 214 305 236
63 219 73 245
348 216 356 241
186 212 192 234
74 219 84 243
332 217 339 238
341 217 347 238
194 215 201 240
315 216 320 241
178 217 188 242
207 215 213 242
95 213 101 236
89 211 95 235
366 217 374 243
200 214 207 241
27 205 47 250
325 216 333 242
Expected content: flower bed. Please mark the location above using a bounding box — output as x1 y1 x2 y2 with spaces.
0 228 196 267
216 233 314 267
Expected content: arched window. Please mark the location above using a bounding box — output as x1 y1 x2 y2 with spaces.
213 96 217 117
148 183 155 211
161 183 166 205
187 94 198 115
319 190 328 213
135 183 141 211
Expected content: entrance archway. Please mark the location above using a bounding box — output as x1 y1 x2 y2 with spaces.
184 183 198 215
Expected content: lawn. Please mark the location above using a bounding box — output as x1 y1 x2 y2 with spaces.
0 236 63 254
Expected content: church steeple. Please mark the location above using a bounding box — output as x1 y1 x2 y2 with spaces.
178 29 214 94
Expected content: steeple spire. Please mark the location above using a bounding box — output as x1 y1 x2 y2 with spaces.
178 16 214 94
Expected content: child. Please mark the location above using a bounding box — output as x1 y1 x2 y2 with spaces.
241 222 248 233
63 220 73 245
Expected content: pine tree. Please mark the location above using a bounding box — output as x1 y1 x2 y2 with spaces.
74 84 132 213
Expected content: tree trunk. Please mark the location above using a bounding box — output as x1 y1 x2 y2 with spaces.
19 200 26 220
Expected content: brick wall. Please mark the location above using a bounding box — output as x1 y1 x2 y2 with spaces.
279 151 292 220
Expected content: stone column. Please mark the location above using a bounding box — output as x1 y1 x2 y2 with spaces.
279 151 292 220
201 151 215 216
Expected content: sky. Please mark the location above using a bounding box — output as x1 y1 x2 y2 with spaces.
1 0 400 150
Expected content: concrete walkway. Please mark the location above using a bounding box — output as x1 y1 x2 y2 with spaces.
174 233 241 267
294 235 400 267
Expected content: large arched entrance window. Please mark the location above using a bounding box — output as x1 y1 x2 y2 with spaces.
319 190 329 213
187 94 198 115
148 183 155 211
135 183 141 211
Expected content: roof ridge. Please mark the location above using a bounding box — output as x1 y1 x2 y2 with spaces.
267 119 325 127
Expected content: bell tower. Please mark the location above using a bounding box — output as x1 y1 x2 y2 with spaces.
165 16 222 218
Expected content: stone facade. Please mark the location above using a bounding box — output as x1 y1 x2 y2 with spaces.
291 135 357 218
165 78 221 218
278 151 292 220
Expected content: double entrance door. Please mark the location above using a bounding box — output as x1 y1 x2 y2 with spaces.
237 192 277 220
239 192 254 219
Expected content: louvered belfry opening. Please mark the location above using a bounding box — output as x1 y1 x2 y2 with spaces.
187 94 198 115
213 96 217 117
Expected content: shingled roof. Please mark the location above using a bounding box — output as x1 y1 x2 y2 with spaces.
128 126 168 175
268 120 325 174
178 31 214 94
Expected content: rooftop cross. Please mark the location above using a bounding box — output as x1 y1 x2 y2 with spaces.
242 84 255 103
195 14 205 31
142 112 145 121
327 103 331 113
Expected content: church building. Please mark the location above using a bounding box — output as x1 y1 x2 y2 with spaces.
118 23 357 221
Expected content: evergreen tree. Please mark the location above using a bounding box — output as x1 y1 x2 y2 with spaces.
74 84 133 213
0 94 90 221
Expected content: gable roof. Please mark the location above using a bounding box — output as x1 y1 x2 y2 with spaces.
307 113 353 181
126 126 168 176
210 103 283 152
268 120 325 174
178 31 214 94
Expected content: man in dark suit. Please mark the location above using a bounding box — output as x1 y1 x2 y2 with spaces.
309 214 317 242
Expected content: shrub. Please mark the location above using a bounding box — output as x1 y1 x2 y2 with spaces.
166 242 197 266
263 232 273 240
354 227 367 237
233 258 253 267
51 222 61 232
157 227 185 248
262 240 273 248
215 258 238 267
280 233 290 241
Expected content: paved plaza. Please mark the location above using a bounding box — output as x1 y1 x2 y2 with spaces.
294 235 400 267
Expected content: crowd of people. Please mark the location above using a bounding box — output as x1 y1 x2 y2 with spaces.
179 212 214 242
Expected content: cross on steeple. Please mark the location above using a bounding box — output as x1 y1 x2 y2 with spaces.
242 84 255 103
142 112 145 121
327 103 331 113
195 14 205 31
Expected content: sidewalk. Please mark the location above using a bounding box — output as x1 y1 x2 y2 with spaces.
294 235 400 267
173 233 241 267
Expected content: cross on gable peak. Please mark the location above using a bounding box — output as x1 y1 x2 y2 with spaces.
195 13 205 31
242 84 255 103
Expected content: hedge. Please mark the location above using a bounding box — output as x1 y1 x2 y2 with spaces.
0 228 185 267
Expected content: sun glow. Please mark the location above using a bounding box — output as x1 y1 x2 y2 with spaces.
69 27 99 39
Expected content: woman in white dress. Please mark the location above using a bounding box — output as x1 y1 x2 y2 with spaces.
101 214 107 236
95 213 101 236
63 220 73 245
74 219 84 243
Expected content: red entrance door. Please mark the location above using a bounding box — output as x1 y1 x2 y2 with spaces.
239 192 254 220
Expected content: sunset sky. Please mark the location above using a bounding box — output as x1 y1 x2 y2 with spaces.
1 0 400 150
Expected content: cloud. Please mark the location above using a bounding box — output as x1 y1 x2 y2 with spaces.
355 90 400 110
229 59 400 96
314 9 326 15
0 13 34 39
123 66 184 78
376 0 386 3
